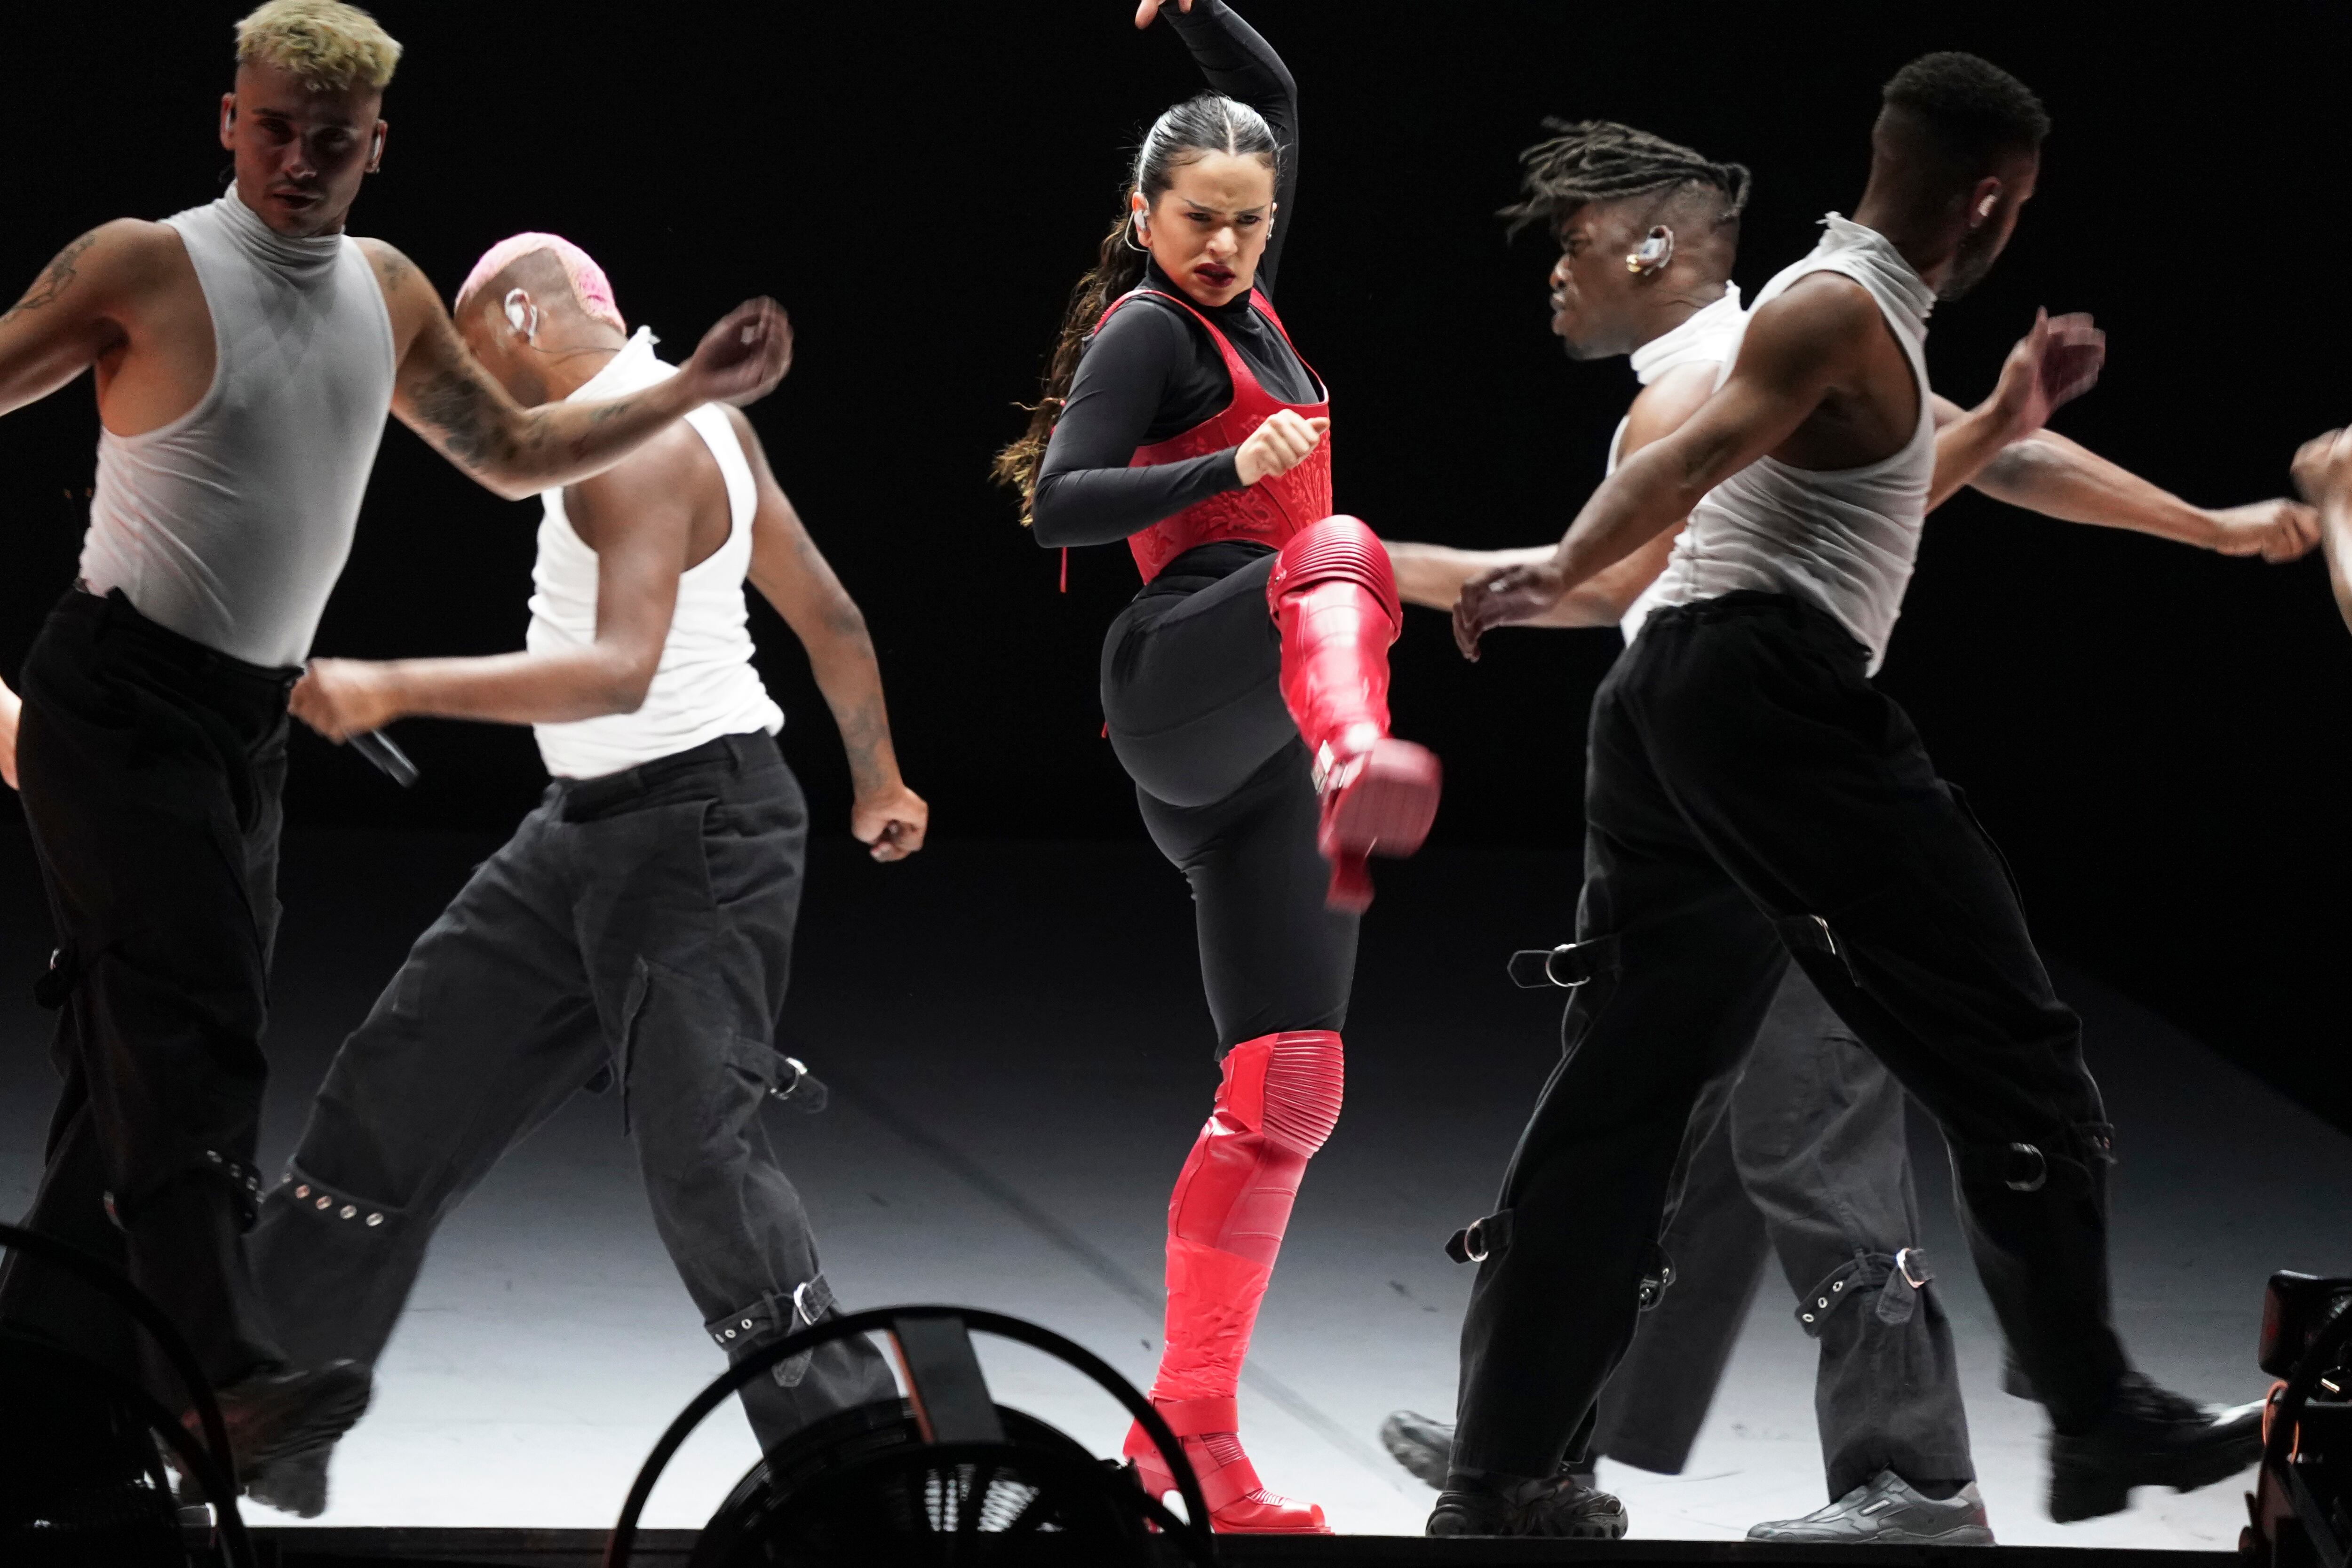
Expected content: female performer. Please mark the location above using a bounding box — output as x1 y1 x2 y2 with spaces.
993 0 1440 1536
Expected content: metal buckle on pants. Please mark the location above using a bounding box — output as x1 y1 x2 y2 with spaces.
1446 1210 1513 1265
2004 1142 2048 1192
1506 936 1621 990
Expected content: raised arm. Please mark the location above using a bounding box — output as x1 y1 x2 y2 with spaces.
287 424 706 739
361 240 790 501
1147 0 1299 293
1930 392 2317 562
1451 277 1872 657
1389 361 1719 630
734 412 928 862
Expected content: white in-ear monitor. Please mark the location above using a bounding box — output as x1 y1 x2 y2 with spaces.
503 288 538 341
1624 226 1676 275
1978 194 1998 219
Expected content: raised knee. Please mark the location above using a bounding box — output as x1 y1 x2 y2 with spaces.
1217 1029 1344 1156
1267 515 1399 624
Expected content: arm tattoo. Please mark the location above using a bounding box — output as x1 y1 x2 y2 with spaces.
415 362 507 468
2 231 100 326
837 692 892 796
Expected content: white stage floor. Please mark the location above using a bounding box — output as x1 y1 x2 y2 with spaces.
2 833 2344 1544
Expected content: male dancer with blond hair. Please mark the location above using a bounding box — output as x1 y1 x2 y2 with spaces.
240 234 927 1517
0 0 790 1504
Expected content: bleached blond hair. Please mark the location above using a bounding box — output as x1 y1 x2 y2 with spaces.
234 0 403 92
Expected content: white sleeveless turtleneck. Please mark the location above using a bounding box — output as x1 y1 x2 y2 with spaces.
78 192 397 668
1609 284 1745 647
526 330 783 780
1645 215 1938 674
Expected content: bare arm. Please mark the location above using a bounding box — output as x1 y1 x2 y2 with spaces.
1389 363 1717 631
0 225 130 417
362 240 791 502
1930 392 2319 561
1451 277 1872 657
735 412 928 861
2293 428 2352 635
289 427 704 738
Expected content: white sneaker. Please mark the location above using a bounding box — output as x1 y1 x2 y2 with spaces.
1747 1470 1995 1544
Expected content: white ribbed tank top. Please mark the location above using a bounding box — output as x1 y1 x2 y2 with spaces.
1609 284 1744 647
1645 215 1938 674
78 193 397 667
527 330 783 779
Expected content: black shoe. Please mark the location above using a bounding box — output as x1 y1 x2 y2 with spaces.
1380 1411 1453 1489
1428 1471 1628 1538
2048 1372 2265 1523
246 1442 333 1519
195 1362 371 1488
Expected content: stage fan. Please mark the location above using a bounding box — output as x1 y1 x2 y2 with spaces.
605 1305 1217 1568
0 1221 254 1568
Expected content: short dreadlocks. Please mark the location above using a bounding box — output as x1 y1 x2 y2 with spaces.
1501 119 1752 239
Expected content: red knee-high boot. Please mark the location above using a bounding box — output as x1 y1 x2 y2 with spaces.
1267 516 1441 912
1125 1031 1344 1534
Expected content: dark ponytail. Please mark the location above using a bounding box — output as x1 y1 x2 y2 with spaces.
993 91 1281 519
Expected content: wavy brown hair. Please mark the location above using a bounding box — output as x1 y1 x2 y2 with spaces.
992 92 1280 522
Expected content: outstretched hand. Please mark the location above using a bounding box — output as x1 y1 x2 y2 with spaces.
2207 498 2322 564
1134 0 1193 26
853 782 930 863
1990 309 2105 441
1453 558 1569 661
680 298 794 409
2292 427 2352 509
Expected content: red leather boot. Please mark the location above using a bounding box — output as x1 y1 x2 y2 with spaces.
1124 1032 1343 1534
1267 516 1440 912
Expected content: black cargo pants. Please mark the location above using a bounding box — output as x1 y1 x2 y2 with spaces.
249 732 893 1450
1590 964 1974 1501
1454 591 2123 1480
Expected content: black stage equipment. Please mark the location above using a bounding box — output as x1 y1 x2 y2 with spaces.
604 1305 1216 1568
0 1220 255 1568
2243 1270 2352 1568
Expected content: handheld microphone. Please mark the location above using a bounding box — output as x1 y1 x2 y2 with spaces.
349 729 419 788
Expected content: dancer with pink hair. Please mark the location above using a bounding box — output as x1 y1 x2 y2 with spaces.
234 231 928 1518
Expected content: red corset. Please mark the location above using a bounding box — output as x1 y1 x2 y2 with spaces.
1097 287 1331 582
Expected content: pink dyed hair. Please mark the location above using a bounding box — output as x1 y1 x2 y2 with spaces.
455 233 625 333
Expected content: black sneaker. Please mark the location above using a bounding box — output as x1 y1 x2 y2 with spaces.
1428 1471 1628 1538
1748 1470 1995 1544
1380 1411 1454 1489
2047 1372 2265 1523
246 1442 333 1519
193 1362 371 1488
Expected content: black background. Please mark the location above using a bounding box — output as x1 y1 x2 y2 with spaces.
2 3 2345 1128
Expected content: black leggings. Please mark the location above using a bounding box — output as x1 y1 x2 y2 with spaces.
1100 544 1356 1052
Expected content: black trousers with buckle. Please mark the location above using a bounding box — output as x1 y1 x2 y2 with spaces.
1589 963 1974 1503
248 732 894 1452
0 589 295 1410
1453 591 2125 1481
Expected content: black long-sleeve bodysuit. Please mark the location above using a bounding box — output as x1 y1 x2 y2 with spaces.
1038 0 1351 1053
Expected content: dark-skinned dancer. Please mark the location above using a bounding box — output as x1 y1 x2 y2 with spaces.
0 0 790 1504
1375 122 2313 1544
992 0 1440 1536
1436 57 2266 1538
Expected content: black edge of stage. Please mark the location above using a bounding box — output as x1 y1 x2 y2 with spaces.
248 1529 2240 1567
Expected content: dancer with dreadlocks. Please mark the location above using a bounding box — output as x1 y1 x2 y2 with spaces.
1434 56 2273 1538
1372 119 2314 1544
991 0 1440 1536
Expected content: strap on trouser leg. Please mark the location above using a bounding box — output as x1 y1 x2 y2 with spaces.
706 1273 838 1388
1796 1246 1936 1336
